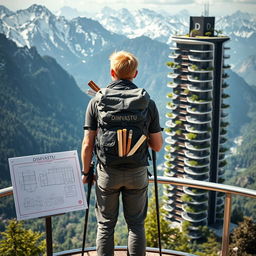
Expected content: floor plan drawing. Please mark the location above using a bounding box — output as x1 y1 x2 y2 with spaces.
21 170 37 192
9 150 87 220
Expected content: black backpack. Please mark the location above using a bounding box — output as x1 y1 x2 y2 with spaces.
94 87 150 169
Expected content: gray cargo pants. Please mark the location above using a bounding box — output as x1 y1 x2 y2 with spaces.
95 164 148 256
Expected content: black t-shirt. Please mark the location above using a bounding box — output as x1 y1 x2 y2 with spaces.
84 80 161 133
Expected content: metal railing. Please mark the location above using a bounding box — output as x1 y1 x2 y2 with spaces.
1 176 256 256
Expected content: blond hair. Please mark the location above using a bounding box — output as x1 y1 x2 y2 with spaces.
109 51 138 80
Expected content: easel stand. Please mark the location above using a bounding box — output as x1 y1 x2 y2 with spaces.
45 216 53 256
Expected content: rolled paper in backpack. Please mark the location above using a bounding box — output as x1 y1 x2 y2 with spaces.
88 80 100 92
127 134 147 157
122 129 127 156
126 130 133 155
117 130 123 157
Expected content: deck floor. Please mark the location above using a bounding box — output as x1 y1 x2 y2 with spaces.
75 250 176 256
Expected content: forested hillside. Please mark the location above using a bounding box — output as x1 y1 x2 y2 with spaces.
0 33 89 184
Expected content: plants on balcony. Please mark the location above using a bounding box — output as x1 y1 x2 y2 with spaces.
219 147 228 153
221 121 229 127
164 154 172 160
223 64 231 69
165 162 173 168
190 64 199 71
167 93 174 98
164 127 172 133
175 129 182 135
168 81 174 85
166 112 174 118
167 102 175 108
221 103 230 108
181 194 193 202
165 145 172 152
186 133 197 140
175 120 183 125
174 90 179 94
222 93 230 99
189 94 199 102
184 89 190 95
219 160 227 168
166 61 181 69
187 160 198 166
191 188 205 194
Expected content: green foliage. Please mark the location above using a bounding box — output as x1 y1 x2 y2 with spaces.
229 217 256 256
189 94 199 102
0 220 46 256
175 120 183 125
145 192 191 252
186 133 197 140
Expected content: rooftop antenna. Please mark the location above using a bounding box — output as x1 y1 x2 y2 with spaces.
203 0 209 16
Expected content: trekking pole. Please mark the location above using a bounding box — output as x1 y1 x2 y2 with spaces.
152 150 162 256
81 162 94 256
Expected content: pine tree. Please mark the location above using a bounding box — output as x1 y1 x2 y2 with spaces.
0 219 46 256
228 217 256 256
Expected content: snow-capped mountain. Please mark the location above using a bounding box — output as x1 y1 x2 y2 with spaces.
0 4 125 84
95 7 189 44
94 8 256 67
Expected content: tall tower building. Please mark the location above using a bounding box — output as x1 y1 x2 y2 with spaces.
164 16 230 239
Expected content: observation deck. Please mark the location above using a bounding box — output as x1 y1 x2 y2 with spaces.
1 177 256 256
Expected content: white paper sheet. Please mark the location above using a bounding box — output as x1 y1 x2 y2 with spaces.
9 150 87 220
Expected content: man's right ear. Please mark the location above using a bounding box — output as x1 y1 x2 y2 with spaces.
111 69 117 79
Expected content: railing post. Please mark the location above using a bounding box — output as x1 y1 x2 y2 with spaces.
45 216 53 256
221 193 232 256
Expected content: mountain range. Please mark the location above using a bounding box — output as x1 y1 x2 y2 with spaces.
1 4 256 84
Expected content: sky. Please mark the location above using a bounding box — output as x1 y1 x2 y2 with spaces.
0 0 256 16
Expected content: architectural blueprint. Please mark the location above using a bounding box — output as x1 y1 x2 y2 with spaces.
9 150 87 220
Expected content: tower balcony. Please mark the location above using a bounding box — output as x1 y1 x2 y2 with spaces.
184 159 210 169
182 204 208 215
185 142 210 151
188 65 214 73
166 93 178 100
189 49 213 53
187 96 212 104
184 124 210 134
187 84 213 92
167 82 179 88
168 53 180 59
165 137 178 145
188 55 213 62
184 150 210 160
186 116 211 125
184 172 209 182
186 106 212 115
184 174 209 182
223 64 231 69
187 75 213 83
184 166 209 176
168 72 179 79
183 187 208 197
224 54 230 59
181 211 208 223
166 102 178 110
185 133 211 143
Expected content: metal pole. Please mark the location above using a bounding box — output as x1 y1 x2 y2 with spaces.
81 163 94 256
152 150 162 256
45 216 53 256
221 193 232 256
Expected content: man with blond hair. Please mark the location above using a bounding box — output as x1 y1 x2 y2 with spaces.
81 51 162 256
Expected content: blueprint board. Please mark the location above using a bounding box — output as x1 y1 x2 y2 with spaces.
9 150 87 220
